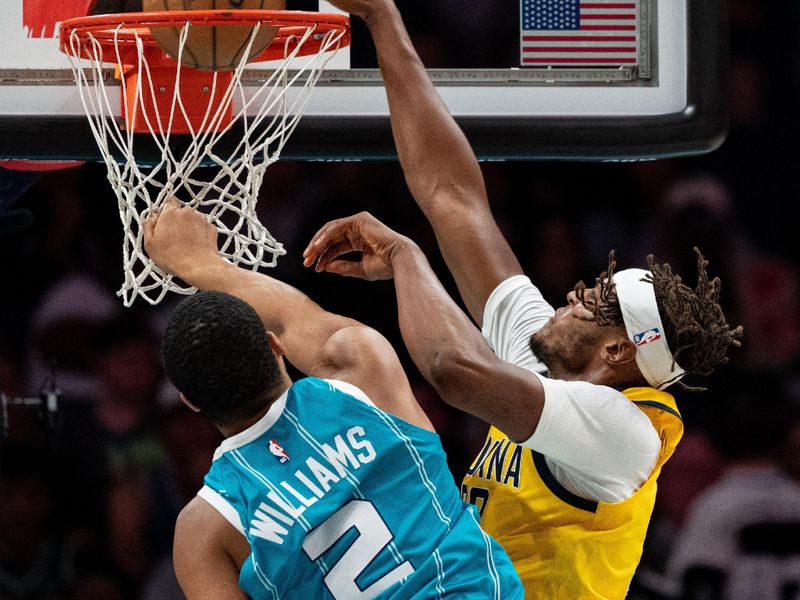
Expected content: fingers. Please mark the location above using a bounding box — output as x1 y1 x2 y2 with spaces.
144 197 182 225
143 198 205 253
162 196 183 211
142 212 157 249
308 217 352 250
312 240 358 272
303 217 357 267
322 259 366 279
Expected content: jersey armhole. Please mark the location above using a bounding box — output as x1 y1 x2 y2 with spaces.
197 486 246 537
323 379 441 443
324 379 377 407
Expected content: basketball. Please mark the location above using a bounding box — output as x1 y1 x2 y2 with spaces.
142 0 286 71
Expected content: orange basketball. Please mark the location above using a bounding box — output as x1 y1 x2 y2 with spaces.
143 0 286 71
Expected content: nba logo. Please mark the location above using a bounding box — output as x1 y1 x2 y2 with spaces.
269 440 290 464
634 328 662 346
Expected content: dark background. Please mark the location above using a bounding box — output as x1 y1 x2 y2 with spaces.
2 0 800 598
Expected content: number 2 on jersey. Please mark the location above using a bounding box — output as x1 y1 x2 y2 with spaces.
302 500 415 599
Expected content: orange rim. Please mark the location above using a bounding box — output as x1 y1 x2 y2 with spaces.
59 10 351 64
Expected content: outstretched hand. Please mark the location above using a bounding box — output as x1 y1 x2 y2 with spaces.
143 198 222 280
302 211 416 281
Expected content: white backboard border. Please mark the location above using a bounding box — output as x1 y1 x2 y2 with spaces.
0 0 727 161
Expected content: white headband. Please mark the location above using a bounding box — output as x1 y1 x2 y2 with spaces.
613 268 686 390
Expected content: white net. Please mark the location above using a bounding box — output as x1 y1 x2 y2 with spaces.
63 16 347 306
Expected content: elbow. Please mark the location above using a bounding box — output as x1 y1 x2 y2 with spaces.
426 348 457 393
424 347 483 409
424 345 542 442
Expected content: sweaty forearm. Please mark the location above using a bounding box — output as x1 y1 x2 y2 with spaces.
174 259 310 337
185 262 369 376
389 245 541 441
390 244 476 379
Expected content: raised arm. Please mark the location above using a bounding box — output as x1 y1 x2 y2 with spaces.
144 200 431 430
304 212 543 442
306 215 664 494
329 0 523 325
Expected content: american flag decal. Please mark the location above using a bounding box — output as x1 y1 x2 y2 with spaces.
521 0 639 67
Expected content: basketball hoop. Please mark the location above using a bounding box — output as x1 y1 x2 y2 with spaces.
59 10 350 306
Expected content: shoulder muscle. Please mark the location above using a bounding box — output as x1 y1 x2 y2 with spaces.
314 326 434 431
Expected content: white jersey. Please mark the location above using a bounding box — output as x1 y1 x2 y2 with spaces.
481 275 661 502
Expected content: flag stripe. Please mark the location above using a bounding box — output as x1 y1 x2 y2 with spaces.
523 35 636 41
579 13 636 19
581 2 635 7
523 46 636 52
522 57 637 64
579 25 636 30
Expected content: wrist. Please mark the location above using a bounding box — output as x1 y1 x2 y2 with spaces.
388 237 422 264
362 1 400 31
178 254 231 289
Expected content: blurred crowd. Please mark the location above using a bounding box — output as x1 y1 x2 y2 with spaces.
2 0 800 599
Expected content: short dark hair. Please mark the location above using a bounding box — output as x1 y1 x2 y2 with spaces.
162 291 283 426
576 248 743 388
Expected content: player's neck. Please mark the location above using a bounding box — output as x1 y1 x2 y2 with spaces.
549 362 641 389
217 382 292 438
546 355 608 384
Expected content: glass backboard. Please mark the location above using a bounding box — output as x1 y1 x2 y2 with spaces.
0 0 727 161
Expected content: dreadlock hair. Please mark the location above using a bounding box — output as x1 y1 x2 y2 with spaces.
575 248 743 389
162 291 284 426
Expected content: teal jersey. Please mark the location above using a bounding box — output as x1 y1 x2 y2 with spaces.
200 377 523 600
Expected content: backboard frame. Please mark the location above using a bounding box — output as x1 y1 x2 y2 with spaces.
0 0 727 162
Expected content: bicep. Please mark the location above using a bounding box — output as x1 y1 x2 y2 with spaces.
219 274 363 377
280 307 364 376
264 295 434 433
174 500 250 600
314 326 434 432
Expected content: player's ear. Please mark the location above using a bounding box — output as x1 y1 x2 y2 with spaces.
601 334 637 367
266 331 287 358
179 393 201 413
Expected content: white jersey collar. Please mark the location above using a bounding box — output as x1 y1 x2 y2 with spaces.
212 388 289 462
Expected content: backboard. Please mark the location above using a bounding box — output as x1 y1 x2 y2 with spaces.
0 0 727 161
